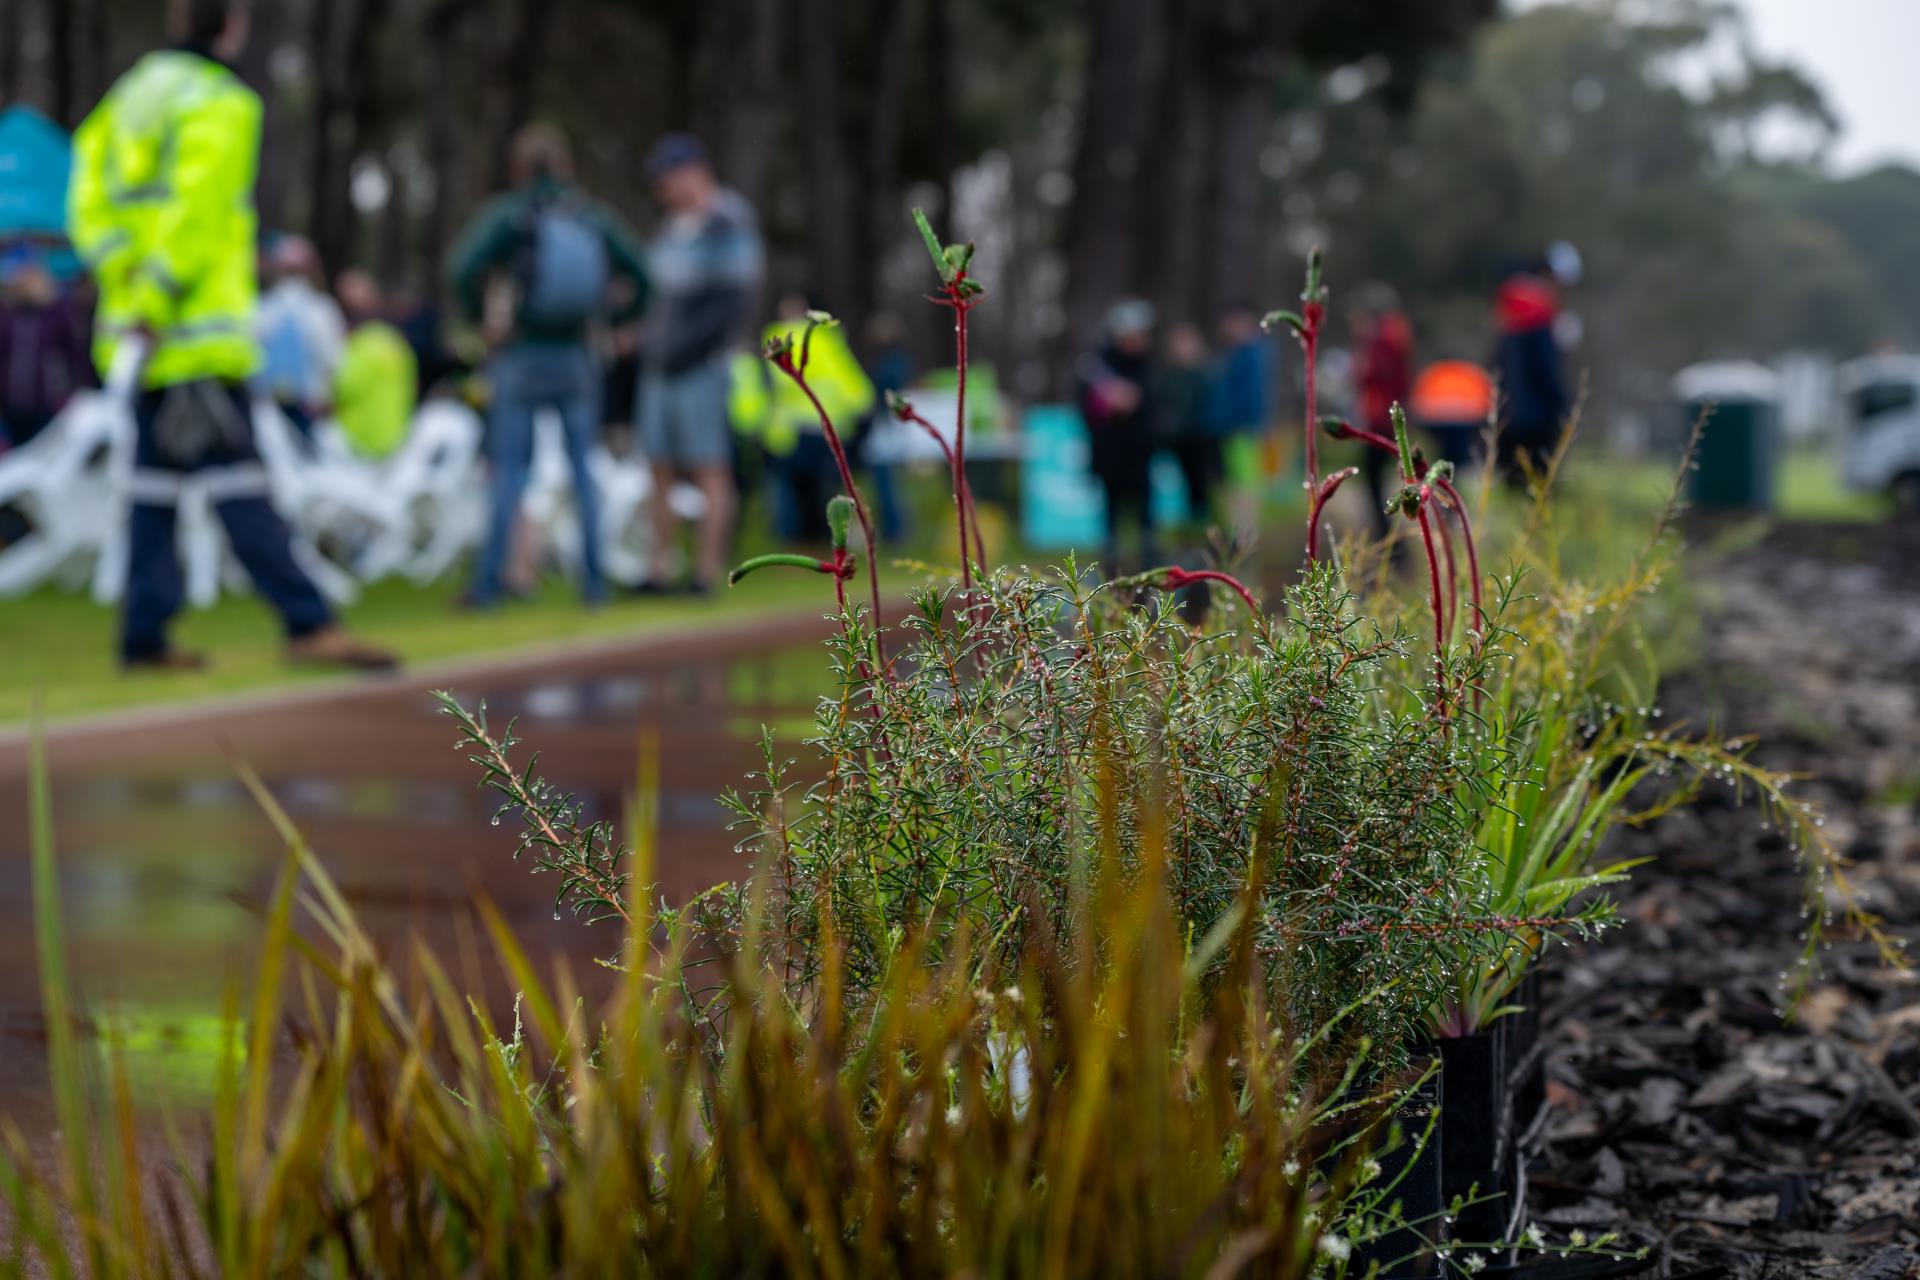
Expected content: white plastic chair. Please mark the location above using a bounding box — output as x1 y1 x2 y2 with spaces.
518 410 711 589
0 339 145 601
0 391 130 597
337 399 488 584
174 400 392 608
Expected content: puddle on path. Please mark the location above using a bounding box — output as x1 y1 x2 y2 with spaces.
0 625 829 1132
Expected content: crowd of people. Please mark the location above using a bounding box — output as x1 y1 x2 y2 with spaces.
1073 258 1572 570
0 0 1575 675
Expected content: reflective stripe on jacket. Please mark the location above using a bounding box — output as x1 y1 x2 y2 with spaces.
69 49 263 389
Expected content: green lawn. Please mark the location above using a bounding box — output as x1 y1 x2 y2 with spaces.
1572 443 1885 524
4 570 829 728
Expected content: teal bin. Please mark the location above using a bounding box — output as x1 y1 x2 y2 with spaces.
1673 361 1778 511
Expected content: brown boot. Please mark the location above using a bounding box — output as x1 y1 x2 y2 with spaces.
122 649 210 674
287 627 400 671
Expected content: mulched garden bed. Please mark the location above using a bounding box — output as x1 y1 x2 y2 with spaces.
1532 520 1920 1279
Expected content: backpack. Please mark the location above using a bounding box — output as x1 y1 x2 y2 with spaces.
258 308 313 402
520 196 611 329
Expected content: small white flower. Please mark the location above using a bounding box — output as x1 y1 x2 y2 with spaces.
944 1105 962 1126
1461 1253 1486 1274
1362 1158 1383 1182
1316 1234 1351 1262
1524 1224 1547 1250
1570 1229 1588 1247
1282 1158 1301 1179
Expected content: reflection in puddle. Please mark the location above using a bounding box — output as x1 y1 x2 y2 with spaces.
0 639 829 1124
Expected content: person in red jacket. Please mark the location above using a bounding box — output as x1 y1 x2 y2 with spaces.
1348 284 1413 538
1493 259 1570 482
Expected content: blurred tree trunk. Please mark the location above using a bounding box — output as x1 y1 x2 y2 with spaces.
240 0 291 229
311 0 383 275
0 0 20 105
491 0 550 187
922 0 955 233
659 3 701 128
48 0 75 124
421 0 473 282
795 0 854 315
847 0 911 338
918 0 957 359
340 0 386 270
1198 0 1323 322
72 0 106 114
1059 0 1156 372
1133 0 1201 326
308 0 343 256
710 0 780 211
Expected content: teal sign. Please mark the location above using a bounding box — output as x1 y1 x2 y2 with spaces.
1020 403 1194 551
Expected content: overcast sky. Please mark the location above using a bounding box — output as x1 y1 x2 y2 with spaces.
1738 0 1920 172
1515 0 1920 173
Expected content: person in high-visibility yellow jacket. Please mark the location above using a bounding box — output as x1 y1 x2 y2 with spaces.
759 297 875 541
66 0 394 674
332 270 419 461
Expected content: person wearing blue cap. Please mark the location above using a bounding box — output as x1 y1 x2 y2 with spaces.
447 122 651 610
634 132 764 595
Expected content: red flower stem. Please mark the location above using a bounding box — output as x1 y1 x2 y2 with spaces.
1301 319 1322 564
1415 496 1447 704
1165 568 1260 615
1342 423 1398 454
1345 421 1487 641
950 286 982 588
1433 476 1483 641
1434 502 1458 640
898 399 988 576
948 287 967 587
898 404 957 469
1306 467 1358 560
775 361 884 637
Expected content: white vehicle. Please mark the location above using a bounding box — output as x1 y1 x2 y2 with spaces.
1840 354 1920 509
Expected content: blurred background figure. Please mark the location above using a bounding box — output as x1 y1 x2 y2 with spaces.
448 121 649 610
0 243 91 453
1158 321 1217 538
1348 284 1414 537
254 233 344 438
1205 301 1274 546
68 0 394 672
636 132 763 595
1410 358 1495 472
1493 257 1571 483
1078 299 1158 574
761 293 874 543
331 268 418 461
857 310 913 543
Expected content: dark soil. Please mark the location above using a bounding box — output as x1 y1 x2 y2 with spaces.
1534 521 1920 1279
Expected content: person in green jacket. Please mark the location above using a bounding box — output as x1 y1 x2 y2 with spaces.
332 269 417 461
67 0 394 673
447 123 649 608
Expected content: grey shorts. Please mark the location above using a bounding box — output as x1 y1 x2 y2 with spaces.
637 358 731 470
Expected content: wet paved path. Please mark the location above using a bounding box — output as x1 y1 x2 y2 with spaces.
0 612 828 1133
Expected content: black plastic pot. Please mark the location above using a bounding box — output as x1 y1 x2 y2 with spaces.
1470 1254 1656 1279
1507 967 1547 1145
1351 1068 1447 1279
1435 1027 1509 1247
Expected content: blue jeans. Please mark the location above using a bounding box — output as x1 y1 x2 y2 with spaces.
472 345 604 604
